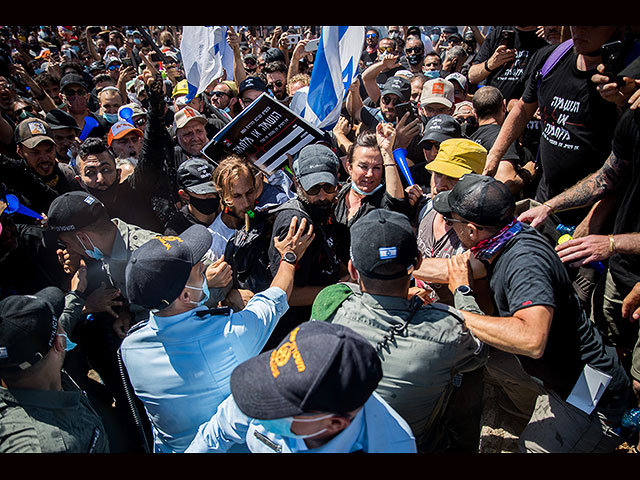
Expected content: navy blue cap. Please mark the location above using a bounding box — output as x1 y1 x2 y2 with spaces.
124 224 212 310
230 321 382 419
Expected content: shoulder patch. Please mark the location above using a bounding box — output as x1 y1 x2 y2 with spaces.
311 283 357 322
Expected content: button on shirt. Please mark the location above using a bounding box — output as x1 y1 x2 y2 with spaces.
186 392 417 453
120 286 289 453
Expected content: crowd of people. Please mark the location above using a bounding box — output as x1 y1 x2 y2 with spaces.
1 24 640 454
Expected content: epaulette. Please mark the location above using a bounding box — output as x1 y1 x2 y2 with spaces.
195 306 232 318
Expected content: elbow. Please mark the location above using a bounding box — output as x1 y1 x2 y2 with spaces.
525 333 548 359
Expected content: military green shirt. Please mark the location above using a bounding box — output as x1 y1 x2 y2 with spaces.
315 283 488 449
0 372 110 453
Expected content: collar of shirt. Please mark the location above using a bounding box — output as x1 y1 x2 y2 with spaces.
148 304 210 331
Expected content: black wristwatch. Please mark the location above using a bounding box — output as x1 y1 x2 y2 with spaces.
282 251 297 265
454 285 473 296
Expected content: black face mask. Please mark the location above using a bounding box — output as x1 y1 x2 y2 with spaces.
407 53 424 66
300 196 333 222
189 195 220 215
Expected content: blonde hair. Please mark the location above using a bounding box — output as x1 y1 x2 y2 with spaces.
213 155 258 203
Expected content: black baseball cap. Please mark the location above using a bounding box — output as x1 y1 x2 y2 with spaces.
418 114 463 147
230 321 383 419
177 158 217 195
350 209 420 280
14 118 56 148
125 224 212 310
60 73 88 92
380 76 411 104
238 76 268 96
47 191 110 234
45 109 81 131
292 143 340 191
432 173 515 227
0 287 65 371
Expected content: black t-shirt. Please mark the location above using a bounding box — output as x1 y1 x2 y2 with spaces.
487 226 629 399
473 26 549 102
608 107 640 291
521 44 619 225
470 123 520 163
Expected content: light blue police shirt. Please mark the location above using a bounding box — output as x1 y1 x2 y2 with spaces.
186 392 417 453
120 286 289 453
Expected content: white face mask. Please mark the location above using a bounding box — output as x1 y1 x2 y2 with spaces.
184 273 210 306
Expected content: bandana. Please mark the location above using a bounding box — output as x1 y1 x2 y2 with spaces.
470 218 523 261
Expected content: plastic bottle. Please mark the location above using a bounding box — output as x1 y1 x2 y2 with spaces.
556 224 606 274
621 407 640 432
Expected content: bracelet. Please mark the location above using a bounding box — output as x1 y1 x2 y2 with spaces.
609 234 617 254
383 163 397 167
543 202 554 212
484 59 494 72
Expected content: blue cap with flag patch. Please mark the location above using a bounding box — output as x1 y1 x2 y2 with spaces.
350 209 419 280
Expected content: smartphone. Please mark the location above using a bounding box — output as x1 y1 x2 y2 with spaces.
49 45 58 55
395 101 418 123
500 29 515 49
600 40 625 87
305 38 320 52
88 26 101 35
122 58 133 68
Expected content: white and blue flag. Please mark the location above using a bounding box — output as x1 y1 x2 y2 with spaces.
303 26 365 131
180 26 235 103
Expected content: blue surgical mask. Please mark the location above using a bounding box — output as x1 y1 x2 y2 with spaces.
424 70 441 79
103 112 119 124
57 333 77 352
185 273 210 306
76 234 105 261
254 414 334 439
351 182 384 197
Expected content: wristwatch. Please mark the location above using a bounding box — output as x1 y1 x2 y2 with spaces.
282 251 298 265
454 285 474 296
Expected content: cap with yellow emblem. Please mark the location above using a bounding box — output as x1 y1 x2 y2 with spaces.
229 321 383 419
124 224 212 310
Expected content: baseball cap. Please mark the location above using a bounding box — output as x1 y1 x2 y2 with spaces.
118 103 147 120
292 144 340 192
14 118 56 148
173 106 208 130
350 209 420 280
0 287 66 371
47 191 109 233
230 320 383 419
177 158 217 195
418 114 463 147
443 26 460 35
107 120 143 146
105 56 121 68
125 224 212 310
432 173 515 227
426 138 487 179
446 73 468 92
45 109 81 131
221 80 238 98
238 76 268 96
60 73 88 92
172 79 190 99
380 76 412 103
420 78 455 108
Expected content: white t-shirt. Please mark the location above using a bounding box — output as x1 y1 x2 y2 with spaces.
205 213 236 261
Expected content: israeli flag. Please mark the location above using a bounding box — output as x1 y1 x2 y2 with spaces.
180 26 235 103
303 26 365 131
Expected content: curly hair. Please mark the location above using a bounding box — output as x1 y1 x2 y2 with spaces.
212 155 258 203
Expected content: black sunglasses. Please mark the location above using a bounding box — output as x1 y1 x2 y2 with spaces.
305 183 337 195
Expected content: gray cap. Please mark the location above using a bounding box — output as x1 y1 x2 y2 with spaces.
292 144 340 191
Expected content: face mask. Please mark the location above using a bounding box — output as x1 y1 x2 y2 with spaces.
103 112 118 124
189 195 220 215
184 273 210 306
424 70 440 79
76 233 105 260
431 34 440 44
407 54 424 66
254 414 334 439
351 182 384 197
56 333 77 352
72 46 80 54
134 38 141 46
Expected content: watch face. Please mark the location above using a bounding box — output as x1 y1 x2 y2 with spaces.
457 285 471 295
284 251 297 264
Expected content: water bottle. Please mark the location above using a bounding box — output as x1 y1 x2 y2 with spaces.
556 225 606 274
621 407 640 432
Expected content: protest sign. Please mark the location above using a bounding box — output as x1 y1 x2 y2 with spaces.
202 93 325 175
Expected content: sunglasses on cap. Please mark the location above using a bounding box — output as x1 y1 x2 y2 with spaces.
378 46 395 54
304 183 337 196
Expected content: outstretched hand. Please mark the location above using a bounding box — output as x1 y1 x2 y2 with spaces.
274 216 315 260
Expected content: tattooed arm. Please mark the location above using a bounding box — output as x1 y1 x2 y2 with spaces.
518 150 630 228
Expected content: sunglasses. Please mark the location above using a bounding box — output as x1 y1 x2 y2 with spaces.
381 95 400 106
305 183 337 195
211 91 230 98
108 64 121 70
443 216 484 230
267 80 284 89
366 33 377 39
63 88 87 97
378 46 395 54
406 47 423 54
133 117 146 127
422 141 440 150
